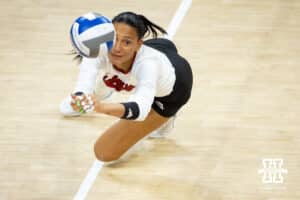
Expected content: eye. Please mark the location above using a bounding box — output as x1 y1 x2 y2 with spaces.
124 40 131 45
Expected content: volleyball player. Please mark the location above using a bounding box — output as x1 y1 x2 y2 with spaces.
60 12 193 162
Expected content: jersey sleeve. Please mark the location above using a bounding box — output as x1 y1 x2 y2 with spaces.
74 57 102 94
126 60 159 121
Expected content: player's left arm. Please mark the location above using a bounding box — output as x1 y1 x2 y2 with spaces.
70 94 125 117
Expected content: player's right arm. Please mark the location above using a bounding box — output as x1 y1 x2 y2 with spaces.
59 57 101 116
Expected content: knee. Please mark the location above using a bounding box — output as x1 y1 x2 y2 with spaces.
93 143 121 162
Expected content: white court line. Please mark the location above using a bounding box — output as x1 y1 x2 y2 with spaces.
73 0 192 199
73 160 103 200
164 0 193 40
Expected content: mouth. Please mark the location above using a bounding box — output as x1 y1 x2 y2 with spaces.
110 52 123 59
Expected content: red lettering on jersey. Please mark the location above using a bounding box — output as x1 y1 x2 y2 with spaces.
103 75 135 92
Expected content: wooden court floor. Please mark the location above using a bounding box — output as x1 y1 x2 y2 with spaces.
1 0 300 199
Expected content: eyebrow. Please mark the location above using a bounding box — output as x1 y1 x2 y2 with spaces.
116 33 135 40
121 36 134 40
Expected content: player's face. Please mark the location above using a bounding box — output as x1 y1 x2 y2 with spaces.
109 22 142 69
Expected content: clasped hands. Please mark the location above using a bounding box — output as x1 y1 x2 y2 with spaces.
70 92 97 114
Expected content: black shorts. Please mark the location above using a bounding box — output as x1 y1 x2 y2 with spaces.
144 38 193 118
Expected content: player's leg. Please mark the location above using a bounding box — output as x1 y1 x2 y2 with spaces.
149 115 176 138
94 109 169 162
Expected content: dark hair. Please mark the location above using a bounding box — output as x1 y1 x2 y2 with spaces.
112 11 167 39
71 12 166 62
69 49 83 63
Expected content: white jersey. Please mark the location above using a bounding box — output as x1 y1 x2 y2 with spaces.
75 44 176 121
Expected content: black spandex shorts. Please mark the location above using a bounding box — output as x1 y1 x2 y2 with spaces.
144 38 193 118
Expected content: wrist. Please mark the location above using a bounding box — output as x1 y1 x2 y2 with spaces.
94 101 103 113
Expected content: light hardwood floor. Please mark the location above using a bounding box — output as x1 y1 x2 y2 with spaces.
1 0 300 199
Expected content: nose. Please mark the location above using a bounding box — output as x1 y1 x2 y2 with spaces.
112 40 121 53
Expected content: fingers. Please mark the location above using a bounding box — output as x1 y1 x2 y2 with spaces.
70 92 95 114
71 101 80 112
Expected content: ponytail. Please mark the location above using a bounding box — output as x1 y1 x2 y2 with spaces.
112 12 167 39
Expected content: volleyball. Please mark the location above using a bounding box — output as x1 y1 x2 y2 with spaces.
70 12 115 58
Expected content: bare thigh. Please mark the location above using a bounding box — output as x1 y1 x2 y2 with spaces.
94 109 169 162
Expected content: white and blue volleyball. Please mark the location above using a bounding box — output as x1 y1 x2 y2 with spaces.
70 12 115 58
